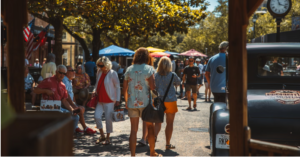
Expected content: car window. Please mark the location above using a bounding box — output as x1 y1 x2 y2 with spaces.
258 56 300 77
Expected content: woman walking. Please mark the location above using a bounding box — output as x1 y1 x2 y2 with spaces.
154 57 181 150
73 63 91 106
203 59 211 102
93 57 120 145
123 48 158 156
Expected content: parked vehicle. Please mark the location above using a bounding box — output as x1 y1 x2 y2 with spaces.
209 43 300 156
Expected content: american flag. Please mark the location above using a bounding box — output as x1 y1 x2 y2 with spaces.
25 18 35 60
23 18 35 42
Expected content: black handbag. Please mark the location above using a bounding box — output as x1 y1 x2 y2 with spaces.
142 74 174 123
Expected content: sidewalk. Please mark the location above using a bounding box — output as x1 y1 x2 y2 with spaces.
73 86 213 156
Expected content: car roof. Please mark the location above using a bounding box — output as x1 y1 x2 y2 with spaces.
246 43 300 55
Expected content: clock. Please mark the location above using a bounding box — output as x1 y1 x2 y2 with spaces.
267 0 292 17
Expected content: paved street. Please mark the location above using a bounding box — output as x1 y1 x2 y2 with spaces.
73 87 213 157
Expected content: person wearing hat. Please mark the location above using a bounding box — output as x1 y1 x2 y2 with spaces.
34 58 41 68
42 58 47 66
205 41 228 103
195 58 204 97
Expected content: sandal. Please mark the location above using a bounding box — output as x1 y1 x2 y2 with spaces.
208 99 212 102
166 144 176 150
186 107 192 110
95 136 106 144
193 104 197 109
102 139 111 145
181 97 187 100
152 152 163 157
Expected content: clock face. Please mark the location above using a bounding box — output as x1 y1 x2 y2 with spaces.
269 0 290 15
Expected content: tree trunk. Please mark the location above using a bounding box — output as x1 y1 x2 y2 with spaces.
62 25 90 62
51 17 64 65
92 28 101 61
124 35 131 48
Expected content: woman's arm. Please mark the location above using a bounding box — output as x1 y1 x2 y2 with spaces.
147 74 156 90
173 73 181 86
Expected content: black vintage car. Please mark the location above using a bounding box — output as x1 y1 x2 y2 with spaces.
209 43 300 156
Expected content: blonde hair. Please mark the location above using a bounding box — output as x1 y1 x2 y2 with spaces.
156 56 172 76
96 56 112 71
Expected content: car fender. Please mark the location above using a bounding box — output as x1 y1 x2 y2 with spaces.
211 109 230 156
209 102 227 134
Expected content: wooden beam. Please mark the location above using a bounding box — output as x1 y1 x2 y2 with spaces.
228 0 265 156
1 0 28 113
228 0 249 156
247 0 265 18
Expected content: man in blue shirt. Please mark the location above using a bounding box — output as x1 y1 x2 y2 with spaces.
205 41 228 102
63 65 96 135
84 57 97 85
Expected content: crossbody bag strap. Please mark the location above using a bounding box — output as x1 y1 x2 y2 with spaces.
162 74 174 102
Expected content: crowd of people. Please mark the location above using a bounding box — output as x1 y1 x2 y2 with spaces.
24 41 229 156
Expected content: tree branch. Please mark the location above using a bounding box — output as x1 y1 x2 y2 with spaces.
29 12 50 23
105 34 119 46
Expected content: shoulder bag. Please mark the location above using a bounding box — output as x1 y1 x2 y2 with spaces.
142 74 174 123
86 72 106 108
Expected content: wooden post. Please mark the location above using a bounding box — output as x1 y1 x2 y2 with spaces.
228 0 263 156
1 0 28 113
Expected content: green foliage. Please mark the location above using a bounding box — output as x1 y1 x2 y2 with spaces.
247 0 300 42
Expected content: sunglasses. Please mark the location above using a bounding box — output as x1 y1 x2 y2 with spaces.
189 60 194 62
58 71 67 75
97 65 105 68
68 69 75 72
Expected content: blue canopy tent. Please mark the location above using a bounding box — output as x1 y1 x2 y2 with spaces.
164 51 179 55
99 45 135 56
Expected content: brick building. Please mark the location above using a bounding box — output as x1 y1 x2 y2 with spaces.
1 13 84 68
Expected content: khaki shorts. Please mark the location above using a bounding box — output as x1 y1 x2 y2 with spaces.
185 84 197 93
128 107 146 118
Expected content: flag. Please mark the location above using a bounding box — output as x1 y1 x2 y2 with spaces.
33 24 50 51
26 18 36 60
23 19 35 42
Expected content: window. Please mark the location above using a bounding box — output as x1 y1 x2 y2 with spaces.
258 56 300 77
62 32 67 39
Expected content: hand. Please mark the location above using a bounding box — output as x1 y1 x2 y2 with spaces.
125 102 128 109
92 92 96 97
192 75 197 78
46 89 54 96
182 84 184 89
72 107 80 115
114 101 120 107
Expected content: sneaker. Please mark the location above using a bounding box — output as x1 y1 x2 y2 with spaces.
75 127 84 133
84 127 97 135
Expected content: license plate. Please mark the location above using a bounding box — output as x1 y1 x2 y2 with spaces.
216 134 230 149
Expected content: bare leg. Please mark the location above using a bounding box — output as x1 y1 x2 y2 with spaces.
165 113 176 145
78 106 87 129
193 93 197 108
208 88 211 100
99 129 105 138
142 121 148 141
146 122 157 156
155 123 162 138
187 91 192 108
205 86 208 99
129 117 139 157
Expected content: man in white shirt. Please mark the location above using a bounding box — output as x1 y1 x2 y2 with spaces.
170 55 176 72
34 58 42 68
196 58 204 96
